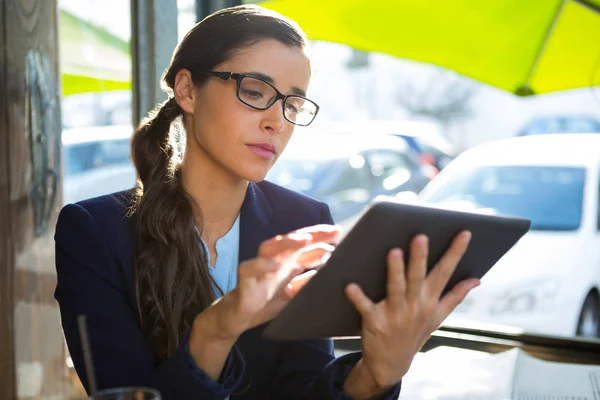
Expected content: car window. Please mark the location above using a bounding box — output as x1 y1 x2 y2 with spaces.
366 150 415 191
314 155 373 221
266 159 329 195
64 138 131 176
318 155 372 197
565 117 600 133
521 117 600 135
423 165 586 231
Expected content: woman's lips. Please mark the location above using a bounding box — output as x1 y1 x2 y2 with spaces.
246 143 276 160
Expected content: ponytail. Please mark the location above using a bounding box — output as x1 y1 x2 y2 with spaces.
130 97 216 361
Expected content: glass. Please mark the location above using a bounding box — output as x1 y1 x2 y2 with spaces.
59 0 136 207
177 0 197 42
422 166 586 231
63 137 131 176
520 116 600 135
88 387 161 400
198 71 320 126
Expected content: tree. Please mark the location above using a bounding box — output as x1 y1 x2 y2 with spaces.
395 69 477 144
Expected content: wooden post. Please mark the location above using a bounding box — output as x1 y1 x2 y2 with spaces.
0 0 70 398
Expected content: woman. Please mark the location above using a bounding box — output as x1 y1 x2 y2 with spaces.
54 5 479 399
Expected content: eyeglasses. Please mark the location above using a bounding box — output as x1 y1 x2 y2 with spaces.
197 71 320 126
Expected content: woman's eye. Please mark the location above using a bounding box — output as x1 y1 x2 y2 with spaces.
241 89 263 98
286 103 299 113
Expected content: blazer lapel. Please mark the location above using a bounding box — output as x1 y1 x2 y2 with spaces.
239 182 275 263
236 183 279 395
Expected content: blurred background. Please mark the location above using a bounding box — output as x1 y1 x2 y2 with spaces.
1 0 599 398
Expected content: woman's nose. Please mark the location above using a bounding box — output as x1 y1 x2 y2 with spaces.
260 100 286 134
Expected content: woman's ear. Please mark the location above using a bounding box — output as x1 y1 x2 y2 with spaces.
173 69 196 114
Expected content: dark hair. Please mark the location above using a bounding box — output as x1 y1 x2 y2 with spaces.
129 5 308 362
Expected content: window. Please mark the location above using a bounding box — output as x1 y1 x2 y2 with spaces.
64 138 131 177
59 0 135 205
423 166 586 231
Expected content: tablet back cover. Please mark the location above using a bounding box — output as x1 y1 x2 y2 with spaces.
263 201 531 341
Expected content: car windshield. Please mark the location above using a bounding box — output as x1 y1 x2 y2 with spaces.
266 159 331 195
521 117 600 135
421 166 586 231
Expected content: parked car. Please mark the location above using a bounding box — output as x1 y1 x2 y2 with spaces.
518 114 600 136
418 134 600 338
266 133 433 227
327 119 459 171
62 124 136 205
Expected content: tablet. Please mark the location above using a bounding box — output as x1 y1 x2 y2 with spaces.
263 198 531 341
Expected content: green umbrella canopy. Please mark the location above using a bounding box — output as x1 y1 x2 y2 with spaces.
260 0 600 96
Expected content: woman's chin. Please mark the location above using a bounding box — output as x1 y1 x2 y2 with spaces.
237 165 270 183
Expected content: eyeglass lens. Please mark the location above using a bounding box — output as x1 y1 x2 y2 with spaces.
237 76 317 126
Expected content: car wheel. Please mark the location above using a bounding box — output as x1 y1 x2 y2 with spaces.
576 292 600 338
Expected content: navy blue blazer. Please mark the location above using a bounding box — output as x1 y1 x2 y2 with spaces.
54 181 401 399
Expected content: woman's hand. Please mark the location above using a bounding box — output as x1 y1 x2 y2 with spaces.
343 231 480 397
189 224 340 380
201 224 342 342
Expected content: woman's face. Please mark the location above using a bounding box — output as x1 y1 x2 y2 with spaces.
178 39 312 183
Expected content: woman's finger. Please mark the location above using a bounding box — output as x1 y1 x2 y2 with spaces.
258 234 312 258
406 234 428 300
288 269 318 294
294 223 342 236
386 248 407 307
345 283 376 317
258 225 340 259
237 257 279 281
294 224 343 245
426 231 471 297
437 278 480 319
271 243 333 285
295 243 335 267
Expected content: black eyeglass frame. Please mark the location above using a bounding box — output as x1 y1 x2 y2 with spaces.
196 71 320 126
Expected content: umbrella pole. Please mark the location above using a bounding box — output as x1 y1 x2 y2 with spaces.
518 0 567 96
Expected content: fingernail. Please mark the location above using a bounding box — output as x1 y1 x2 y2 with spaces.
391 248 403 259
471 279 481 289
346 283 358 293
290 233 312 241
285 283 294 297
320 252 332 264
463 231 472 241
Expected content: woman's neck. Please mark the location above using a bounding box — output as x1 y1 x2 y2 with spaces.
180 146 248 243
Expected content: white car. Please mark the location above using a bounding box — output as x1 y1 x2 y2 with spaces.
418 134 600 338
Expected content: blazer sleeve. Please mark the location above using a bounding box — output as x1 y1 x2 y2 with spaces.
268 202 401 399
54 203 245 400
